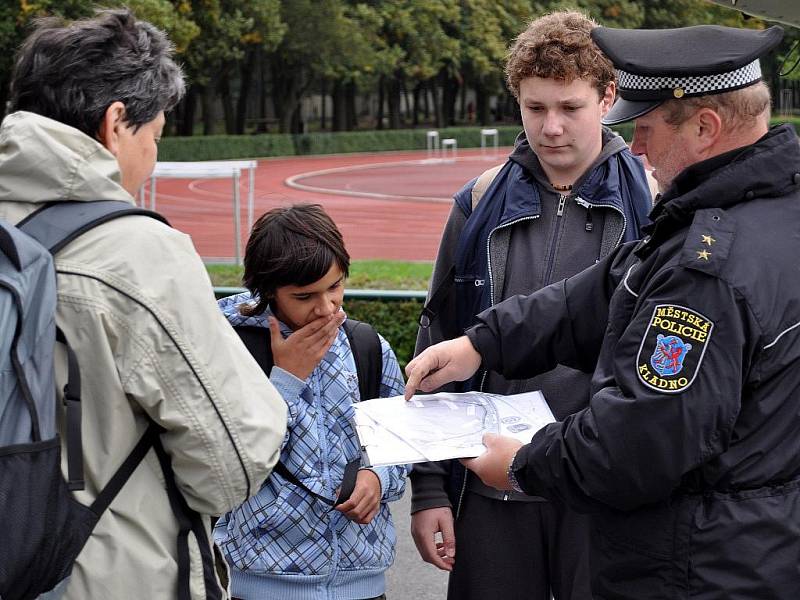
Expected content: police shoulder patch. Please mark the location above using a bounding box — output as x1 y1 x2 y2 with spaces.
636 304 714 394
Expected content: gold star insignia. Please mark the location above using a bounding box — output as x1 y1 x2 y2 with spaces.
697 249 711 261
701 234 716 246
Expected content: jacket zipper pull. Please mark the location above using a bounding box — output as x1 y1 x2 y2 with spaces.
585 207 593 232
557 194 567 217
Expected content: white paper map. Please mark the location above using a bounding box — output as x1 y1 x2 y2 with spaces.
353 391 556 467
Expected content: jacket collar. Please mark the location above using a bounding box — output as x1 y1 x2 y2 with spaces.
648 124 800 230
638 124 800 257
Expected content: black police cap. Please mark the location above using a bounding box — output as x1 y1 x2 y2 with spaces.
591 25 784 125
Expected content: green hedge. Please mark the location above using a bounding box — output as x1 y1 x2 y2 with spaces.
345 298 422 372
158 133 295 161
158 126 522 161
160 118 799 162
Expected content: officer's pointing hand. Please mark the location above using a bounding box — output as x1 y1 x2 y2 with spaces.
404 336 482 400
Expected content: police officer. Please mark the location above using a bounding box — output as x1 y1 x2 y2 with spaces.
405 24 800 599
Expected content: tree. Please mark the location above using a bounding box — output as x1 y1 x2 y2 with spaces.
457 0 530 125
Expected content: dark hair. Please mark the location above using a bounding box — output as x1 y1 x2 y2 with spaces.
241 204 350 316
10 9 185 138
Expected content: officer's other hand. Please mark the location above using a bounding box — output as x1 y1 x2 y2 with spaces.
404 336 482 400
410 507 456 571
269 312 345 381
335 469 381 524
460 434 524 491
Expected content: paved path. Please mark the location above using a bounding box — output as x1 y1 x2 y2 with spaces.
148 148 511 262
386 489 449 599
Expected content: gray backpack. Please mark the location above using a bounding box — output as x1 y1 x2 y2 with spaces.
0 201 216 600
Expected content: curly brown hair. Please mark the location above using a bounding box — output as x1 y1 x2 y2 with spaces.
505 11 615 99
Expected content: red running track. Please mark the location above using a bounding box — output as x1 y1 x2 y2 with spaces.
148 148 511 262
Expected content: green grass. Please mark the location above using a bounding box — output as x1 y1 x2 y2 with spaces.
206 259 432 290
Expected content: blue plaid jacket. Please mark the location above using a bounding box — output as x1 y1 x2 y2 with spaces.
214 293 406 599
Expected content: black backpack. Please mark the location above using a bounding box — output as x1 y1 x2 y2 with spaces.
234 319 382 505
0 201 219 600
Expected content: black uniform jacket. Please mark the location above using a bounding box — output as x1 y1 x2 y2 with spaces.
466 124 800 600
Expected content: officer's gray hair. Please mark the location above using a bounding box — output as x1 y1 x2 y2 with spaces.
660 82 771 132
10 9 184 138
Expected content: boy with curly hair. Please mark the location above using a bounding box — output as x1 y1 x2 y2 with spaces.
410 11 653 600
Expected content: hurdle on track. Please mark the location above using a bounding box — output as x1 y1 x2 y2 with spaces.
480 128 499 159
441 138 458 162
140 160 258 264
426 130 440 158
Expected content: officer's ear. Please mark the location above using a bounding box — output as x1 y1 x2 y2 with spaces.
691 108 722 156
600 81 616 117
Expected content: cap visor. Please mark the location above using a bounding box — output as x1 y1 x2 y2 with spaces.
603 98 662 126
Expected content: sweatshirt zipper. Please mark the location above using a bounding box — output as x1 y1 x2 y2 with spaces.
556 193 567 217
543 194 570 284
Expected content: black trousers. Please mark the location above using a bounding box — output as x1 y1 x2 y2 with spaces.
446 492 593 600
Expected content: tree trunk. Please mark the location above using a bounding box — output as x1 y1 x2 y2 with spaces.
291 107 301 134
423 83 430 122
459 81 467 122
430 80 443 128
271 58 302 134
376 76 385 130
320 80 327 131
177 87 197 136
257 52 270 133
332 80 346 132
441 70 459 127
235 50 257 134
345 82 357 130
218 67 236 135
412 83 421 126
201 85 216 135
475 82 491 125
387 73 402 130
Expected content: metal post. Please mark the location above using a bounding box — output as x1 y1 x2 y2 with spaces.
426 130 440 159
481 128 499 159
247 163 256 233
149 176 157 211
233 170 242 265
441 138 457 162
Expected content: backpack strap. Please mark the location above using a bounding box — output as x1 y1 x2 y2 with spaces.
17 200 168 493
342 318 383 400
17 200 168 253
56 327 84 491
233 317 383 505
420 164 504 330
470 163 505 213
19 201 220 598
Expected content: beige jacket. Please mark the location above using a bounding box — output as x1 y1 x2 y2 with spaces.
0 111 287 599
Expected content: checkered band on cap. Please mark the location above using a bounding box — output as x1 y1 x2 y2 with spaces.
617 59 762 96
